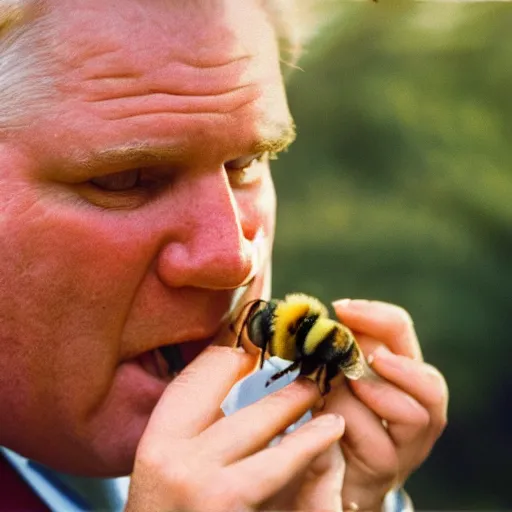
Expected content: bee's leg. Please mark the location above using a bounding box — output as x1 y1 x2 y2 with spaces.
265 360 301 387
259 339 269 369
314 366 324 389
315 367 328 409
321 363 340 396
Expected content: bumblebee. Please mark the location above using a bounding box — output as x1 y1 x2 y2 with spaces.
234 293 365 395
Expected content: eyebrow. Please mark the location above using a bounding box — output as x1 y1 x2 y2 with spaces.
254 119 297 155
81 120 297 171
83 144 185 170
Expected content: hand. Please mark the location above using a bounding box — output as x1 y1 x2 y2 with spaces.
126 345 346 512
322 299 449 511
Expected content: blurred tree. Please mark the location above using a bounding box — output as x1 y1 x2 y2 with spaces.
272 2 512 508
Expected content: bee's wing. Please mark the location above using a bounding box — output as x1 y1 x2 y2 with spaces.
341 340 365 380
343 361 365 380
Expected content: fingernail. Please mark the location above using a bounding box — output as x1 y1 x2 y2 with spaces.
332 299 373 311
313 413 345 429
369 346 392 364
332 298 351 308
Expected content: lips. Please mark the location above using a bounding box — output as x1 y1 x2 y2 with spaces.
136 337 214 381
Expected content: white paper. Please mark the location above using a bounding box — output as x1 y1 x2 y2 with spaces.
221 356 312 446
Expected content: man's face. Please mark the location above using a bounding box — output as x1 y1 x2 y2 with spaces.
0 0 292 475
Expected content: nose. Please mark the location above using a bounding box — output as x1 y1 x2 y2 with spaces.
156 169 258 290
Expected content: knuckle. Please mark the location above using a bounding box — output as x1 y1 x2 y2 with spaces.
435 411 448 436
360 445 399 485
394 307 415 336
377 301 414 328
203 479 247 511
409 407 431 430
215 492 244 511
421 364 449 436
394 304 414 326
162 465 195 496
425 364 449 408
135 441 167 472
381 303 417 348
135 444 201 498
171 465 196 491
378 454 399 484
136 438 187 471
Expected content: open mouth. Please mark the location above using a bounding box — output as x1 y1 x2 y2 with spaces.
136 338 213 381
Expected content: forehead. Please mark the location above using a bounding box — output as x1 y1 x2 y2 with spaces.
47 0 267 70
18 0 292 165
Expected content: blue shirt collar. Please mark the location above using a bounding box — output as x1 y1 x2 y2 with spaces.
0 447 129 512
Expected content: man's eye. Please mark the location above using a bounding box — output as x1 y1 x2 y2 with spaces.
225 153 267 186
90 169 139 191
225 153 265 171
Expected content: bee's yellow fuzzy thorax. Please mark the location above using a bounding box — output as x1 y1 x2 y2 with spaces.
271 294 328 361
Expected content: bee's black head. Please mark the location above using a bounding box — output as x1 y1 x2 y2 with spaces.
246 300 277 349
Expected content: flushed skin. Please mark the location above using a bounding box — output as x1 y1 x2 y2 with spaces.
0 1 448 510
0 0 282 475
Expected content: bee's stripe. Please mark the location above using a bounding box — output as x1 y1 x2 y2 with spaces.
314 334 354 367
303 321 355 363
310 328 338 360
303 319 339 356
295 314 319 353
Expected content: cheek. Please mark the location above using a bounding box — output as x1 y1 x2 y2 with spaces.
0 205 144 336
0 192 153 424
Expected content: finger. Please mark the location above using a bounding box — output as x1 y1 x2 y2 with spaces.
352 348 448 484
350 376 430 447
196 378 321 465
353 333 385 357
323 377 397 474
144 345 256 441
368 347 448 428
332 299 422 360
225 414 345 506
323 380 398 511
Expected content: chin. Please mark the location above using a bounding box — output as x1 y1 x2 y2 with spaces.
69 415 149 477
13 409 150 477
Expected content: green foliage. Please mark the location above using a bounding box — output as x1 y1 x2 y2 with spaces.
272 2 512 508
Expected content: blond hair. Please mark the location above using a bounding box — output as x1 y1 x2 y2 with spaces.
0 1 57 130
